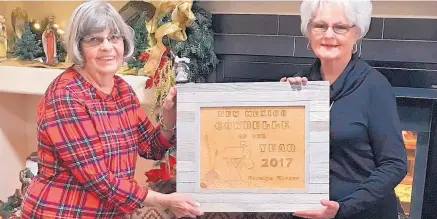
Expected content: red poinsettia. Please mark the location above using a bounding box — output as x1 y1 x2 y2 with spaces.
145 155 176 183
142 47 172 89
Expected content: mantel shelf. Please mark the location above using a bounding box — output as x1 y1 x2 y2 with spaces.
393 87 437 100
0 65 154 106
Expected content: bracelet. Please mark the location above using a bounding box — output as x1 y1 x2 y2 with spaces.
159 116 176 131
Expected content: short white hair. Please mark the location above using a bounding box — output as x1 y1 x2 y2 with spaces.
65 0 134 66
300 0 372 39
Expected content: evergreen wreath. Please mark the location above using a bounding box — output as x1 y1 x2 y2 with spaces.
127 12 149 72
125 1 218 83
161 1 219 83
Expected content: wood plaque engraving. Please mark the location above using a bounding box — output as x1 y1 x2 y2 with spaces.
199 106 306 189
176 82 330 213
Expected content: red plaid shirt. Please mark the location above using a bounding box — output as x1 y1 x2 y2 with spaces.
21 67 174 218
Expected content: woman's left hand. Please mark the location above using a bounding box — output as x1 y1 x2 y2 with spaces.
161 86 177 132
293 200 339 219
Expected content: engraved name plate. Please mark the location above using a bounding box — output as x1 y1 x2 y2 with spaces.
176 82 330 213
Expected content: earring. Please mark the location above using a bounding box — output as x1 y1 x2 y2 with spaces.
352 44 358 54
74 63 83 70
307 41 312 51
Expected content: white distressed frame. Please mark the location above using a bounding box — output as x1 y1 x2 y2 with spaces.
176 82 330 212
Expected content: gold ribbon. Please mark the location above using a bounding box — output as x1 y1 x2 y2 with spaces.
139 0 195 77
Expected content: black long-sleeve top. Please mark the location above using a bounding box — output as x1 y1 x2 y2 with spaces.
296 54 408 219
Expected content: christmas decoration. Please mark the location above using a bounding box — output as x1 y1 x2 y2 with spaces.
118 0 195 114
126 12 149 73
30 17 66 64
41 16 57 65
56 37 67 63
0 190 21 219
0 15 7 61
13 22 42 60
121 0 219 193
20 152 38 196
144 153 177 196
0 152 37 218
122 0 218 114
141 0 195 76
120 1 218 83
174 56 190 83
141 0 195 115
163 1 219 83
145 155 176 183
11 7 28 39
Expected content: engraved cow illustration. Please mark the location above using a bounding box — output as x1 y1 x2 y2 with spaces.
221 141 254 180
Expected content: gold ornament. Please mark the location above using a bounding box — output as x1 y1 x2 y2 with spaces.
117 1 195 113
131 0 195 114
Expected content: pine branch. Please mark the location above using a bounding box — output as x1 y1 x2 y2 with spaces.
127 12 149 72
161 2 219 83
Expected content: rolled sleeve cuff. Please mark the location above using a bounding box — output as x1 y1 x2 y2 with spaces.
157 126 176 149
117 184 148 213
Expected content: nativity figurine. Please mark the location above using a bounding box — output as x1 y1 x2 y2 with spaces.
0 15 7 61
41 16 57 65
11 7 28 39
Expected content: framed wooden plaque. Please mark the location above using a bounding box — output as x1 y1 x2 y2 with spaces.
176 82 330 212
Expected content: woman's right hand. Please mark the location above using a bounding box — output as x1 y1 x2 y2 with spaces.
145 190 203 218
162 193 203 218
280 76 308 85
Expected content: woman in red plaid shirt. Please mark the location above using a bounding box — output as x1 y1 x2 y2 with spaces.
20 1 203 218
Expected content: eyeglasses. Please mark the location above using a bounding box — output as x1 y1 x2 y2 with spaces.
81 34 124 47
309 22 355 34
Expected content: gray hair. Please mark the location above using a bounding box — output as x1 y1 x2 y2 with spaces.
65 0 134 66
300 0 372 39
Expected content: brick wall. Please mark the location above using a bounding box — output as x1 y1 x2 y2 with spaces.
210 14 437 89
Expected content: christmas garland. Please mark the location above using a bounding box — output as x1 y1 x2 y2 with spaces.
120 1 218 83
121 1 219 189
119 0 218 119
162 2 219 83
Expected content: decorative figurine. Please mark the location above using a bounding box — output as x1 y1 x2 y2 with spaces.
11 7 28 39
0 15 7 61
42 16 56 65
174 56 190 83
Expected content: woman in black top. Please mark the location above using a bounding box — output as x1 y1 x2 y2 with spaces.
282 0 408 218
